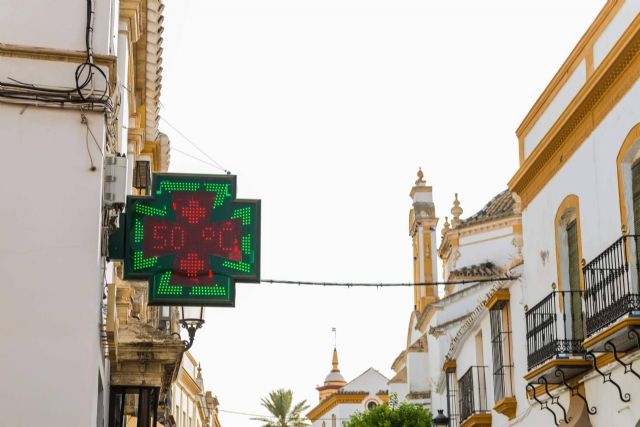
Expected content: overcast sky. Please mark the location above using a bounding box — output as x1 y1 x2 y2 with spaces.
159 1 605 425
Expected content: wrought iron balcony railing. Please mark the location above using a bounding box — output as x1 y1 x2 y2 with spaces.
458 366 489 423
583 234 640 336
525 290 585 370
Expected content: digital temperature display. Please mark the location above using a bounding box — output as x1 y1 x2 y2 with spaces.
120 173 260 306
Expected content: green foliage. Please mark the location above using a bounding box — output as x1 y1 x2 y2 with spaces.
252 389 310 427
343 402 432 427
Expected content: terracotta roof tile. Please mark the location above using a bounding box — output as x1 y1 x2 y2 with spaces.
460 190 515 227
450 262 501 278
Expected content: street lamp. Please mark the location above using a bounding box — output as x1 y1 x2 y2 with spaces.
433 409 450 426
179 306 205 351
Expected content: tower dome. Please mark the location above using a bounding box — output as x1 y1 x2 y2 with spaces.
316 348 347 402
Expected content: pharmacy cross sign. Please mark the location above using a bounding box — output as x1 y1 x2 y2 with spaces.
115 173 260 307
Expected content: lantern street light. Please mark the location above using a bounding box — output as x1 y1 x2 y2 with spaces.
179 306 205 351
433 409 450 426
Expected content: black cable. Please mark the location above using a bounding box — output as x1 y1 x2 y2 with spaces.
0 0 110 109
260 276 518 287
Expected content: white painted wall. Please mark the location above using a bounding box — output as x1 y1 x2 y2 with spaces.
456 229 517 272
523 1 640 161
0 2 118 425
594 0 640 68
523 60 586 159
0 104 106 426
0 0 115 54
407 352 429 393
311 369 388 427
389 380 409 403
521 77 640 310
341 368 389 394
515 27 640 427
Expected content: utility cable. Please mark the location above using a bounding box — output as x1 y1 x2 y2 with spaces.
0 0 110 109
260 276 518 287
171 146 227 171
218 409 353 421
159 116 230 174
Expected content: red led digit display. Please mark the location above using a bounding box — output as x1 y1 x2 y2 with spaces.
142 191 243 286
115 173 261 307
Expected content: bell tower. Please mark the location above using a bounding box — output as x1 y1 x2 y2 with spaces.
409 168 439 311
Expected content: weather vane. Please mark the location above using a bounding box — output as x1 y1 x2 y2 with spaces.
332 327 337 348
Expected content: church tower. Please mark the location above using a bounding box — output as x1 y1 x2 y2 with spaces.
409 168 439 311
316 348 347 402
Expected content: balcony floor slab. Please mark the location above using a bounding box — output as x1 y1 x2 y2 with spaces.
524 358 592 383
584 316 640 352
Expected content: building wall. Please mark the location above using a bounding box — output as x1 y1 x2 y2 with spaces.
521 77 640 309
407 352 429 393
0 0 116 54
0 1 119 425
511 2 640 426
0 105 107 425
457 230 517 270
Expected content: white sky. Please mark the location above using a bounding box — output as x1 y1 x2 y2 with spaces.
159 1 605 425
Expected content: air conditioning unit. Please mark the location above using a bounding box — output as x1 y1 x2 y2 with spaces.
104 154 128 207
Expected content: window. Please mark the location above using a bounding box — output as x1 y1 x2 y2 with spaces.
366 400 378 410
555 195 585 342
445 369 459 427
617 125 640 236
108 387 159 427
175 406 180 426
490 303 514 402
332 414 336 427
566 220 583 341
632 160 640 234
631 160 640 267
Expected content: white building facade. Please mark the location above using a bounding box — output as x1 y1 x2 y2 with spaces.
0 1 185 426
509 1 640 426
390 174 523 427
307 349 389 427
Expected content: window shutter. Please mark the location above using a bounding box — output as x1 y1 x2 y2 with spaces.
566 220 584 340
632 160 640 234
567 220 580 292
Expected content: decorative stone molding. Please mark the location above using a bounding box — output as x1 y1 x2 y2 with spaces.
442 359 457 373
485 288 510 310
493 397 517 420
460 413 492 427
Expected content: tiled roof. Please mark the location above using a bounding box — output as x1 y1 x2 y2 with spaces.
428 313 471 335
389 367 407 384
460 190 515 227
450 262 501 278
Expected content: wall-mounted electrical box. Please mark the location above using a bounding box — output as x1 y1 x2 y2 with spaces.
103 154 128 206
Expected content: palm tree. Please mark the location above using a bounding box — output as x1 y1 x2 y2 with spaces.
252 389 310 427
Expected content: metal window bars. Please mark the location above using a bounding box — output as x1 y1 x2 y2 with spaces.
490 307 514 402
446 370 459 427
458 366 489 423
525 290 585 370
583 234 640 336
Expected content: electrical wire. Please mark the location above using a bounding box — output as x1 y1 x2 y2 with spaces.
159 115 230 174
0 0 110 110
81 111 104 171
171 147 227 171
260 276 518 287
218 409 352 421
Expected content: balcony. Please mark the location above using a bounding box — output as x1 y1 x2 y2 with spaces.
525 290 586 370
583 234 640 350
458 366 491 427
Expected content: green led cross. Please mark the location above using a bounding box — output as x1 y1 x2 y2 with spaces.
110 173 260 307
